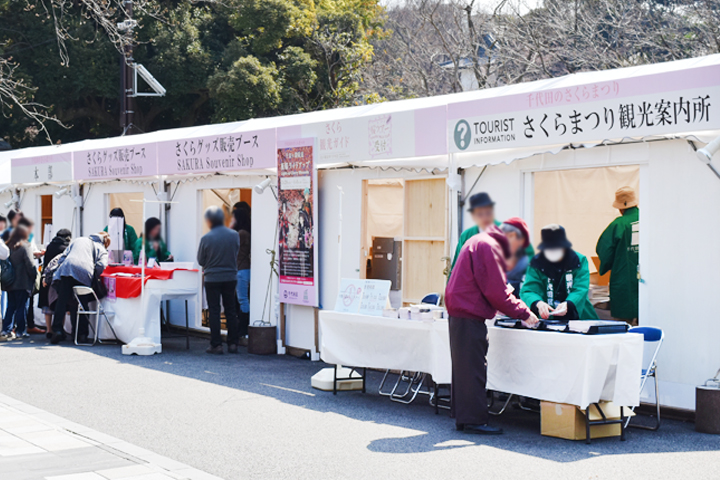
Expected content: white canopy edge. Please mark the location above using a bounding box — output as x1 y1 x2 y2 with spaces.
453 130 720 170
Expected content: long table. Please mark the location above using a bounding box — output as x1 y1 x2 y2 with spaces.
319 311 643 409
99 266 201 350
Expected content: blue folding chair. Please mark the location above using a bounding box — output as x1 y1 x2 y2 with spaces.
420 293 441 306
626 326 664 430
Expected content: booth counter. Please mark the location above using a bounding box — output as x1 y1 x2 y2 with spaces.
320 310 643 409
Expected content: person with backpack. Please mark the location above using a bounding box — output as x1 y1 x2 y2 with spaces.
0 226 37 341
38 229 72 338
46 232 110 345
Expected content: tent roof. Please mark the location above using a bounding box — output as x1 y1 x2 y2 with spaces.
1 53 719 184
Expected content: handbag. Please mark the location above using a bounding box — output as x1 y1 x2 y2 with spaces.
92 274 108 299
0 257 15 290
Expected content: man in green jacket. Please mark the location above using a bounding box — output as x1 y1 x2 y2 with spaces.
520 224 598 320
596 186 639 323
450 192 534 279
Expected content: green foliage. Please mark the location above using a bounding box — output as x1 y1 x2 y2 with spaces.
208 56 282 121
0 0 384 146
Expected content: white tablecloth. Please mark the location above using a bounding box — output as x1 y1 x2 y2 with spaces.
320 311 453 384
100 270 200 345
319 311 644 408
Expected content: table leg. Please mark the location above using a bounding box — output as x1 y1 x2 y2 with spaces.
585 407 592 444
185 300 190 350
333 365 338 395
620 406 626 441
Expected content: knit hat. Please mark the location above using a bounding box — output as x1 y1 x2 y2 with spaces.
612 186 638 210
502 217 530 249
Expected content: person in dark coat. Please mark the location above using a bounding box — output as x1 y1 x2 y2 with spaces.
230 208 251 337
198 206 240 355
445 217 539 435
46 232 110 345
38 229 72 337
0 226 37 340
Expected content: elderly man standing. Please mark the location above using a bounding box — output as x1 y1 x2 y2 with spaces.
445 218 539 435
198 206 241 355
596 186 640 324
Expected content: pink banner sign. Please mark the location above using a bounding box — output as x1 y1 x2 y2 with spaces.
157 129 275 175
11 151 73 184
277 137 318 307
448 64 720 153
74 144 157 180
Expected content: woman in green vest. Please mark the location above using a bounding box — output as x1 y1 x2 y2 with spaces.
103 208 138 253
520 224 597 321
134 217 173 264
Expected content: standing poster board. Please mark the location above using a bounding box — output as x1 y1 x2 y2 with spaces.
277 138 318 307
334 278 391 316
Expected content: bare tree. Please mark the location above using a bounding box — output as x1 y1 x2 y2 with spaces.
362 0 716 101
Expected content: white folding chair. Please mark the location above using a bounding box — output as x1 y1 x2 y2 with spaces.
73 286 119 346
625 326 664 430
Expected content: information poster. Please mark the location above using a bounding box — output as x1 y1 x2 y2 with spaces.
277 138 318 307
334 279 391 316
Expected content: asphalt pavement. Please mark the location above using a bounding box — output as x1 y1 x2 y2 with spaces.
0 335 718 480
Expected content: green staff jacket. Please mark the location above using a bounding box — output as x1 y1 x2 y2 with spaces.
103 224 138 253
520 250 598 320
596 207 639 320
449 221 535 279
133 237 172 264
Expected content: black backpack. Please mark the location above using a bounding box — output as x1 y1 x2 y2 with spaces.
0 258 15 289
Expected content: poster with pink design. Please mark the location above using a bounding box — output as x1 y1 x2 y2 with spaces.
277 138 318 307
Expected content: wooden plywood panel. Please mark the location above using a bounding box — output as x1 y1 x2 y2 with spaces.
533 165 639 273
405 178 446 238
403 240 446 303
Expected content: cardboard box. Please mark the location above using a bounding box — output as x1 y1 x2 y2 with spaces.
541 401 632 441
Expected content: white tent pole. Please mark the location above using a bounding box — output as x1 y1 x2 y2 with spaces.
337 186 344 287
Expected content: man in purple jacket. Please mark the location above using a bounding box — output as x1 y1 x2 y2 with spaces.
445 217 539 435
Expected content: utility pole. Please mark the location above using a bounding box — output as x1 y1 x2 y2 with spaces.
119 0 135 135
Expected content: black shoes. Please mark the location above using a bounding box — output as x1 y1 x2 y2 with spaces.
50 332 63 345
228 344 239 354
206 345 224 355
456 423 504 435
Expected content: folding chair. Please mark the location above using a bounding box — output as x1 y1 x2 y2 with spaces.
625 326 664 430
378 292 440 402
73 286 119 346
420 293 441 306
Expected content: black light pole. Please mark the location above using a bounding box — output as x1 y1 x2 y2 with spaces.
120 0 135 135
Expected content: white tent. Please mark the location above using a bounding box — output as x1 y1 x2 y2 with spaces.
3 53 720 410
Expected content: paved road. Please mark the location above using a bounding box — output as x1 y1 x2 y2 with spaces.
1 336 719 479
0 392 222 480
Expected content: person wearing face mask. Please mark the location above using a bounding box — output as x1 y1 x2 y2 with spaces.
520 224 598 321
